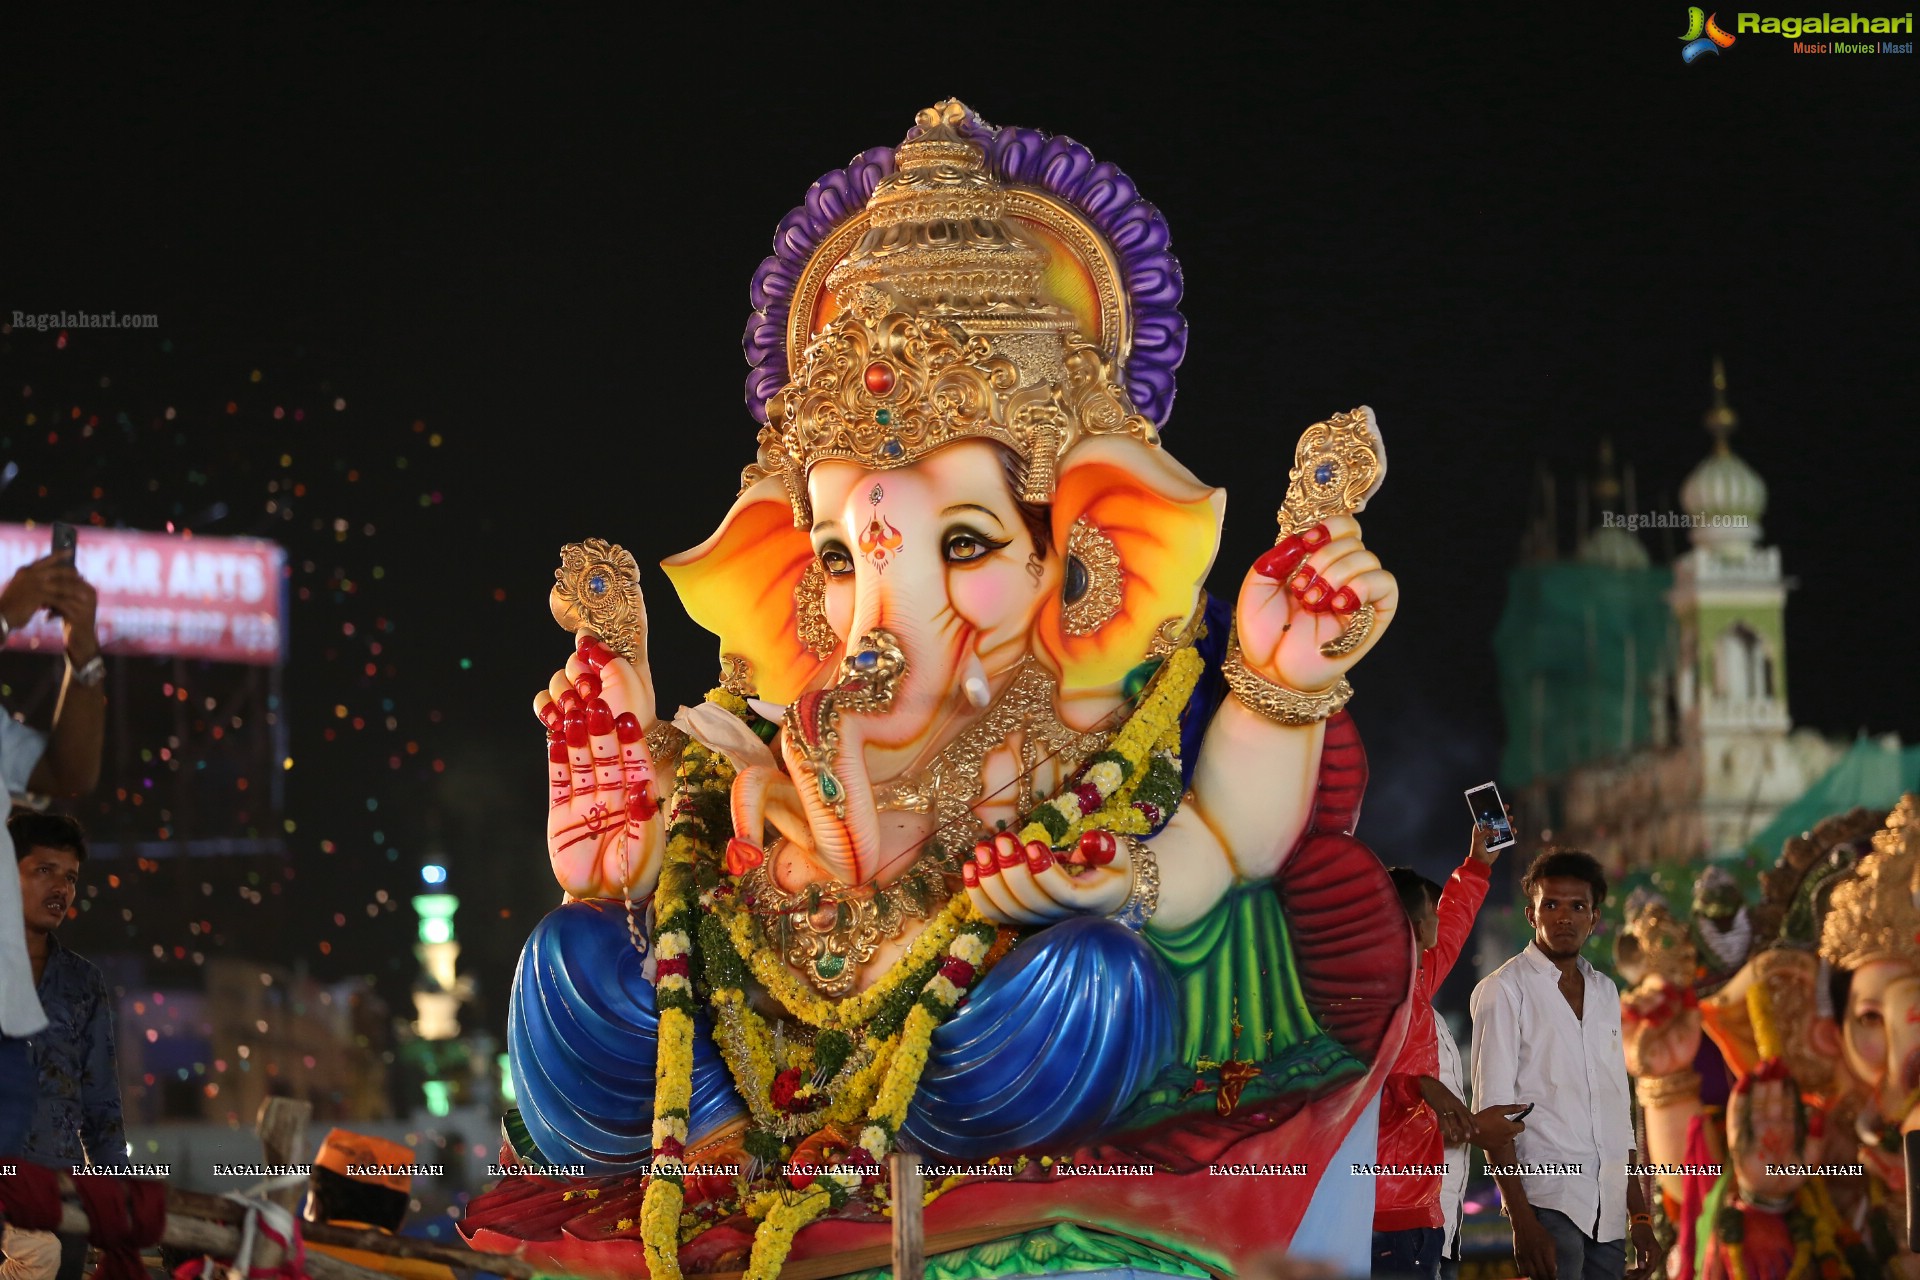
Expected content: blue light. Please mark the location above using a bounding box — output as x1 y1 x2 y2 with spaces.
421 864 447 885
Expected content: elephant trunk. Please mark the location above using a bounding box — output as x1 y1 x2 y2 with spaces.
783 619 962 887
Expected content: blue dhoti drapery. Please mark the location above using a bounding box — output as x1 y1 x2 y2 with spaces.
509 902 1179 1172
508 900 744 1173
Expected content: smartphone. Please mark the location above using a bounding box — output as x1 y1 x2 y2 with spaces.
1505 1103 1535 1122
1464 782 1516 851
50 521 77 557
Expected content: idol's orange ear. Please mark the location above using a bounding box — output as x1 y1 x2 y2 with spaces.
1039 437 1224 698
660 476 831 703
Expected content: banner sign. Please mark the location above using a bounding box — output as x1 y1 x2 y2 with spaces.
0 524 287 665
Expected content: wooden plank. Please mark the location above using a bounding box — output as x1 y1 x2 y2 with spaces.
890 1152 924 1280
254 1097 314 1215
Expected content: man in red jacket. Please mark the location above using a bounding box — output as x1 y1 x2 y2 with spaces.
1371 821 1520 1279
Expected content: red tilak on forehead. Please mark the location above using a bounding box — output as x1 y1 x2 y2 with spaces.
860 510 902 572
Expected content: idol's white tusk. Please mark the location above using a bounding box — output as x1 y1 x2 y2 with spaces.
962 653 991 708
747 698 788 723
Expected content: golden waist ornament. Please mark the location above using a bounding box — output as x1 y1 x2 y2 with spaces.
739 852 960 999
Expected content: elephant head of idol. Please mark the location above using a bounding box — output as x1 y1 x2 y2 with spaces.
1820 796 1920 1143
661 101 1221 889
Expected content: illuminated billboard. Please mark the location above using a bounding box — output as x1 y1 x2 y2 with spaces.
0 524 286 665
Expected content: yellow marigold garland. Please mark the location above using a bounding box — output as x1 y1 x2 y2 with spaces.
736 907 997 1275
1018 646 1200 849
638 646 1201 1278
719 885 971 1030
641 718 737 1280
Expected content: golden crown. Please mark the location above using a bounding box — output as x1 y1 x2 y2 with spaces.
743 100 1158 527
1819 794 1920 972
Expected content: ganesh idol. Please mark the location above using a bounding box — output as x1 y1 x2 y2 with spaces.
463 101 1417 1280
1620 802 1920 1279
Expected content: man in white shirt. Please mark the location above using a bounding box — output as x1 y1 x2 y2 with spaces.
1471 849 1659 1280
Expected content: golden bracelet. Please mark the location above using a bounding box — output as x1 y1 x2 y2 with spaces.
1111 835 1161 931
1222 630 1353 726
1633 1067 1701 1110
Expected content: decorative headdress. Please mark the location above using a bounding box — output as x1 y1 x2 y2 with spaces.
664 102 1221 704
1614 897 1698 989
739 99 1185 527
1819 794 1920 972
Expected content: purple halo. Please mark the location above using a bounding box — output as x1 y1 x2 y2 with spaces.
741 109 1187 430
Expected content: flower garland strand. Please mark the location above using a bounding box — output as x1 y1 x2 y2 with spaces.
640 715 738 1280
1019 646 1200 849
739 912 997 1280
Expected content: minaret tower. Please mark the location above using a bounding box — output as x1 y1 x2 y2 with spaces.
1669 359 1796 853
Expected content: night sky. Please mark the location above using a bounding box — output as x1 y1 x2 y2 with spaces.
3 9 1915 1035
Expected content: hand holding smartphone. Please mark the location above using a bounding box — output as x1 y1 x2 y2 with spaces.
1464 781 1515 851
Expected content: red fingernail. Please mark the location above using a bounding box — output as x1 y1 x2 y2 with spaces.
549 741 569 764
1255 536 1307 581
1290 566 1318 595
996 839 1023 870
588 699 614 736
614 712 642 743
1330 586 1360 614
1078 831 1117 866
538 702 561 729
564 708 588 747
1301 524 1331 550
1026 841 1054 873
574 670 602 701
582 638 616 670
973 840 995 869
631 791 660 822
962 862 979 887
979 856 1001 878
558 687 582 714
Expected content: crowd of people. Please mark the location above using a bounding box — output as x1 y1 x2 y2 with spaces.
0 551 124 1280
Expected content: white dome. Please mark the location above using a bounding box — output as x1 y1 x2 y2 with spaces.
1681 447 1767 521
1681 360 1765 549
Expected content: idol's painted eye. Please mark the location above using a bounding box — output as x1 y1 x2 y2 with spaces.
944 529 1008 564
1856 1008 1885 1029
819 546 854 577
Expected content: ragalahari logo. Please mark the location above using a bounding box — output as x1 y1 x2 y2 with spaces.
1681 8 1739 59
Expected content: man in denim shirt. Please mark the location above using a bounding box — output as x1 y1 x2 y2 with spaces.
3 815 124 1280
13 813 126 1170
